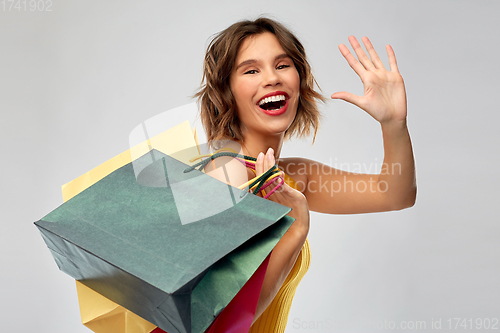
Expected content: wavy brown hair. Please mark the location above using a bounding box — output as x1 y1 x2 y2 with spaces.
194 17 325 146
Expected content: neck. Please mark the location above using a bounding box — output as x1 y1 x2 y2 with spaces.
239 130 285 160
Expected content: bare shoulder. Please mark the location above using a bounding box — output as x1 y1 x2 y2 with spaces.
201 142 252 187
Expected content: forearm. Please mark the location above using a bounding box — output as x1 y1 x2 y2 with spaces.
378 119 416 209
252 215 309 323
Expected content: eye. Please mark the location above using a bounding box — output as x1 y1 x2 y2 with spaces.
277 64 290 70
244 69 258 74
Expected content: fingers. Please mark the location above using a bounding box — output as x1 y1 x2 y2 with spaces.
330 91 364 109
338 43 366 76
255 151 264 176
340 36 392 73
254 148 277 187
254 153 303 203
254 148 286 197
255 148 274 176
265 148 274 174
386 44 399 73
347 35 375 71
253 148 306 203
264 148 281 191
361 36 385 70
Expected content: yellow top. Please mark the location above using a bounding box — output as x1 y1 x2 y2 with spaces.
248 173 311 333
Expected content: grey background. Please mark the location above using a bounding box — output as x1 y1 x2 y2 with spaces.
1 0 499 332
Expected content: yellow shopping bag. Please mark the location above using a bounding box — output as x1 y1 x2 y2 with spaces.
64 121 200 333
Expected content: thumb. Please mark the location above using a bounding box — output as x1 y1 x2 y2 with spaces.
331 91 364 109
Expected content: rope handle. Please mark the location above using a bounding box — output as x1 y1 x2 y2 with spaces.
184 149 284 198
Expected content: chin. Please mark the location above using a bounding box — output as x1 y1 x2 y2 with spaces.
261 121 294 137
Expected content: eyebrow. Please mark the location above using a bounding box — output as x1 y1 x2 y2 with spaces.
235 53 291 71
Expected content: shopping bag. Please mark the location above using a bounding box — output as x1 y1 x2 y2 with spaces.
204 253 271 333
59 120 283 333
65 120 199 333
76 252 270 333
35 147 294 333
76 281 158 333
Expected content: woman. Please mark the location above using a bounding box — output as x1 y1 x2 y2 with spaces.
195 17 416 332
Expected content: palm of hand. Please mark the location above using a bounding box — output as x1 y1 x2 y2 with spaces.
254 149 309 220
332 36 407 125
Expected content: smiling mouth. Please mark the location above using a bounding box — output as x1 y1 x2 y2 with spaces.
258 94 287 111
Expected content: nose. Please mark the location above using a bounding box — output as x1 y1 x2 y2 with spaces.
262 68 281 87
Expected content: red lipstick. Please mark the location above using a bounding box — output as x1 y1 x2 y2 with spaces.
257 91 289 116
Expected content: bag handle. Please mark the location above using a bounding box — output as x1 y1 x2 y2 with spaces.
185 150 284 199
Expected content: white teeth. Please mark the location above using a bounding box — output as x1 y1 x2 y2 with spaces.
258 95 286 106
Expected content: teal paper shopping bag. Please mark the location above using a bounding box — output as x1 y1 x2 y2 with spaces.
35 149 293 333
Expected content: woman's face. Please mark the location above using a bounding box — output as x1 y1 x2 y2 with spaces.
229 32 300 139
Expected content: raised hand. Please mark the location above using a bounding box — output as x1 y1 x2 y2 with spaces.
331 36 407 125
